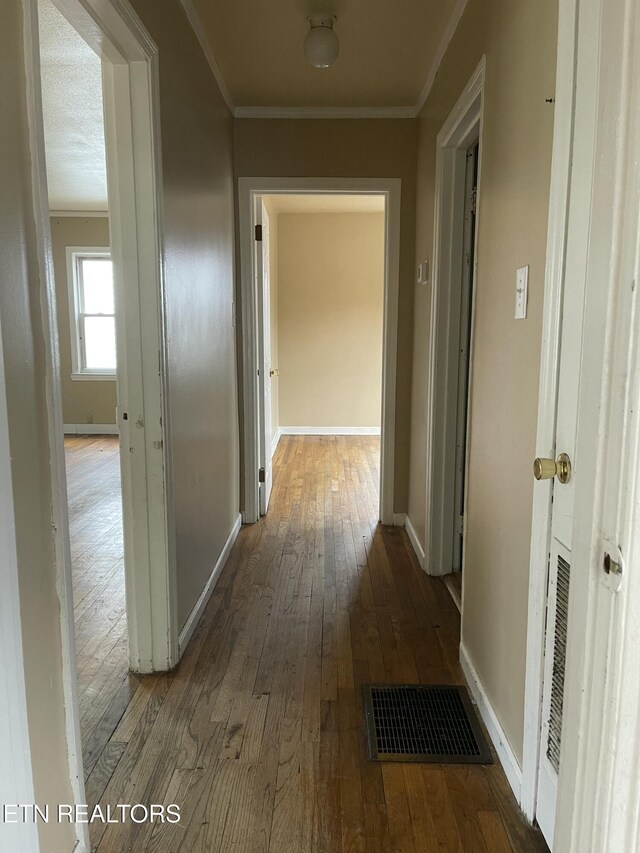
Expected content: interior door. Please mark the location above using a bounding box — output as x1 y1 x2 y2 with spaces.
256 198 273 515
534 13 599 844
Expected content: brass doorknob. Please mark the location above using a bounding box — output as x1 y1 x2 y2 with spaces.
533 453 571 484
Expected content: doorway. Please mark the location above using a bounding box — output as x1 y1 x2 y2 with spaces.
448 141 479 607
239 178 402 526
27 0 176 841
425 61 484 597
254 192 386 515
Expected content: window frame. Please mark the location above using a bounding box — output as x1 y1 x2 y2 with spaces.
66 246 116 380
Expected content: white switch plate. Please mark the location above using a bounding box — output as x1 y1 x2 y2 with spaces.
515 265 529 319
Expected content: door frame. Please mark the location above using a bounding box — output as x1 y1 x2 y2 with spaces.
238 177 401 525
424 58 484 578
0 314 40 853
523 0 640 848
23 0 177 667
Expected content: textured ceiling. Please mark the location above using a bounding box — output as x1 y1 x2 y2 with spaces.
38 0 108 211
191 0 460 109
264 194 385 214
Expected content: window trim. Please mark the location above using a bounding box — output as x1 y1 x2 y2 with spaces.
65 246 116 380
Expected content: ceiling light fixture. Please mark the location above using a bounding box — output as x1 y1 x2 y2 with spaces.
304 14 339 69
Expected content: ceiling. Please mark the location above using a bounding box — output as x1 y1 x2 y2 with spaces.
190 0 461 112
38 0 108 211
264 194 385 214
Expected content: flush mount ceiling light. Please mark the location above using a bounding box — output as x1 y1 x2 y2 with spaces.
304 13 340 69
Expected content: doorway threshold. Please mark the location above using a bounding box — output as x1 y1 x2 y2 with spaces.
443 573 462 613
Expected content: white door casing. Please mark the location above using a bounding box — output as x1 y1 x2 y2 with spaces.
256 198 273 515
0 313 40 853
425 58 484 577
33 0 178 676
24 1 177 845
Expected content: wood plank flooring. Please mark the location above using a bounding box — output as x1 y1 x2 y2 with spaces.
69 434 548 852
65 435 138 781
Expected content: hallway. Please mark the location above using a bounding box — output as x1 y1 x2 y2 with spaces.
87 436 547 852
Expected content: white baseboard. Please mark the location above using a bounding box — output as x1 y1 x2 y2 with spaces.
279 426 381 436
404 514 426 568
64 423 118 435
178 513 242 655
393 512 406 526
271 426 282 458
460 642 523 803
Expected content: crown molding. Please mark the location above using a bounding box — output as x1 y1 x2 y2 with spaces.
415 0 469 115
180 0 469 120
178 0 235 114
234 105 417 119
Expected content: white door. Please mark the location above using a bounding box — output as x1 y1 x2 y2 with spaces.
534 5 600 845
256 199 273 515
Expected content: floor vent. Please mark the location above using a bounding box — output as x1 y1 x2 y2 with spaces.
363 684 493 763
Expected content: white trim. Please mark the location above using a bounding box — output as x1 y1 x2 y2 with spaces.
393 512 406 526
238 177 401 526
415 0 470 114
404 514 425 568
23 4 90 849
0 307 40 853
177 0 235 114
63 423 119 435
460 643 523 802
279 425 381 436
50 209 109 217
521 0 577 823
234 105 416 119
53 0 178 674
424 59 484 577
271 426 281 458
25 0 178 840
178 514 242 655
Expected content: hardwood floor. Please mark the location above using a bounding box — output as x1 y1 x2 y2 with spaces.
65 435 137 780
71 434 547 852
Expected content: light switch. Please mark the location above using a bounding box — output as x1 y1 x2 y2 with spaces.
515 265 529 319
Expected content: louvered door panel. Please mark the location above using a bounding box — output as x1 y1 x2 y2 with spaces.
546 555 570 773
536 542 572 846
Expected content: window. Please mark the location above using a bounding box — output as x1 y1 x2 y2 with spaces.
66 248 116 379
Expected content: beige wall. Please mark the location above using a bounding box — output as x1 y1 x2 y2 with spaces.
131 0 239 631
276 212 384 428
1 3 76 850
234 119 417 511
407 0 558 762
50 216 116 425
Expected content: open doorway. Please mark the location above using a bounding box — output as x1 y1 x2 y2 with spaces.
447 140 479 608
256 193 386 514
239 178 401 526
424 62 484 611
38 0 132 779
29 0 176 831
